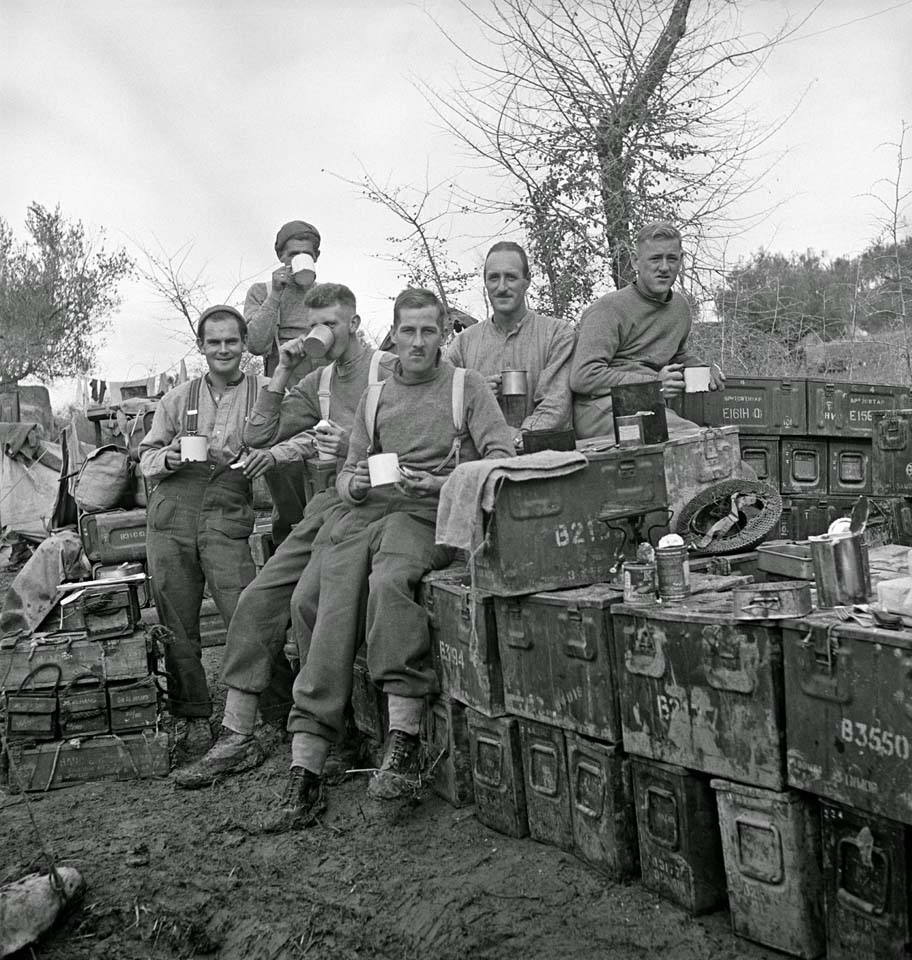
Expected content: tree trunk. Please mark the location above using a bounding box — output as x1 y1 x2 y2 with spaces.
594 0 692 288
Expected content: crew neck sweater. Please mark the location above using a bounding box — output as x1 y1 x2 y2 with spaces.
338 360 515 515
569 284 703 397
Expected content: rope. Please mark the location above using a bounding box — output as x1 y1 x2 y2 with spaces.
1 728 69 899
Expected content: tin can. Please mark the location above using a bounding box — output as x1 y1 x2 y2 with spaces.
656 545 689 601
622 562 656 604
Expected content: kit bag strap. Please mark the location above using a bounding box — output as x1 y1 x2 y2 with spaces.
363 379 387 455
318 362 335 420
184 377 203 434
431 367 468 474
244 373 260 423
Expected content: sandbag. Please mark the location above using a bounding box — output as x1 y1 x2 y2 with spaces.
74 445 132 513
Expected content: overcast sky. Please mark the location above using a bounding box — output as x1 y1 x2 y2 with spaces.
2 0 912 405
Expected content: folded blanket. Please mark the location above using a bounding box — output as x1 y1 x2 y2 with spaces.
436 449 588 551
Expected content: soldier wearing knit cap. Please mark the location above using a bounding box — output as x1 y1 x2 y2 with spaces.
244 220 326 542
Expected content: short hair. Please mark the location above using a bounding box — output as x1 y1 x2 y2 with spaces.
196 305 247 342
484 241 530 280
392 288 446 331
636 221 682 247
302 282 357 314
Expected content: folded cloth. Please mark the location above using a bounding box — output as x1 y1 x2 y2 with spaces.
436 450 588 551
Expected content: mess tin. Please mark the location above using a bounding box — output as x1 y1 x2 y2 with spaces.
302 323 334 357
501 369 528 397
180 434 208 462
731 580 812 620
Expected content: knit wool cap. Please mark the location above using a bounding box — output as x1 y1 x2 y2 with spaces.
274 220 321 258
196 304 247 339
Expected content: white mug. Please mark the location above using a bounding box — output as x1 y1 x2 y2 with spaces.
368 453 401 487
180 435 208 462
313 422 336 461
684 366 712 393
290 253 316 286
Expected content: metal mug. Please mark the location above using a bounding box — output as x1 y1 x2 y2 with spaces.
809 531 871 607
302 323 335 358
368 453 401 487
313 419 336 461
684 366 712 393
290 252 316 287
180 435 208 462
501 369 528 396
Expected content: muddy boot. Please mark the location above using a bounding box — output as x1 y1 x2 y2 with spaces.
367 730 422 802
322 734 364 785
171 718 212 768
260 768 326 833
173 726 265 790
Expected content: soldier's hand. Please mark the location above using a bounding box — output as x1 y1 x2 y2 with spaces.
277 335 309 370
349 460 372 499
659 363 685 397
271 264 292 291
314 420 346 459
242 448 275 479
485 373 503 396
164 449 183 470
396 466 445 498
709 363 725 391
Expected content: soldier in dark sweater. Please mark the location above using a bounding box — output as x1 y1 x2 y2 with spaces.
569 221 724 436
262 289 515 832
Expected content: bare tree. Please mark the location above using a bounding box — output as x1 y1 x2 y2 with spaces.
327 166 479 338
425 0 813 316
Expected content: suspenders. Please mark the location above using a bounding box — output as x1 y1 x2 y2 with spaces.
319 350 391 422
364 366 467 473
182 374 260 437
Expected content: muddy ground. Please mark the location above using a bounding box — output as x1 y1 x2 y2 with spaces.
2 563 779 960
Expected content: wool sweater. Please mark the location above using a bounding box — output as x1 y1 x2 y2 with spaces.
244 347 395 466
569 283 703 397
338 359 515 517
243 281 328 383
446 310 576 431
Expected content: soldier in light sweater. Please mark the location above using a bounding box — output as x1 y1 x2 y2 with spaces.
569 221 724 437
259 288 515 832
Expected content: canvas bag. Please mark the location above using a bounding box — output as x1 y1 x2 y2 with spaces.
74 444 132 513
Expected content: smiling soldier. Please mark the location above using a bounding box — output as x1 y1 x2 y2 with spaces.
569 221 724 437
447 241 576 446
140 306 278 764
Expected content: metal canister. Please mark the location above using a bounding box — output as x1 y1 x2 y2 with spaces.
809 531 871 607
622 561 656 605
656 545 689 602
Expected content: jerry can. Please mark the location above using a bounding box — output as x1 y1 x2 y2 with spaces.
518 720 573 852
783 611 912 826
613 594 787 788
631 757 727 915
807 379 910 438
781 439 828 496
472 443 667 596
466 710 528 838
821 800 912 960
423 696 474 808
495 583 623 741
425 578 503 716
565 730 639 880
58 673 109 738
108 677 159 733
713 779 825 958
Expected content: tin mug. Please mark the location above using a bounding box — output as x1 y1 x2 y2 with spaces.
368 453 401 487
684 366 712 393
302 323 334 358
501 369 528 396
180 435 208 462
314 419 336 461
290 252 316 287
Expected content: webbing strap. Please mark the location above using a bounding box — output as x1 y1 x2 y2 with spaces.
318 363 334 420
362 351 396 453
451 367 466 432
244 373 259 423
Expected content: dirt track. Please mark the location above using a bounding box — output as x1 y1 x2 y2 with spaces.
1 634 782 960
